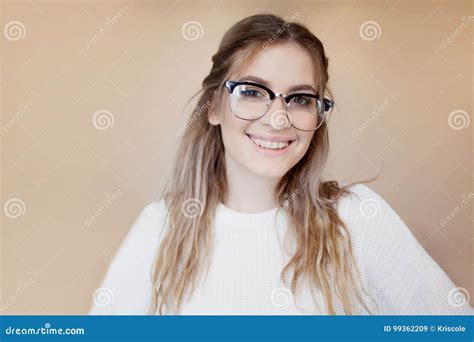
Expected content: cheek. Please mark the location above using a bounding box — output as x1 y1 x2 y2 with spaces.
283 134 313 170
296 133 313 153
287 137 312 169
219 110 250 150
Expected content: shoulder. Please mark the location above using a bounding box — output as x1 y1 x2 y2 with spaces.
88 199 169 315
131 199 169 236
335 182 425 266
115 199 169 262
335 182 430 280
335 183 403 229
337 183 386 209
334 183 473 314
141 198 167 218
137 199 168 222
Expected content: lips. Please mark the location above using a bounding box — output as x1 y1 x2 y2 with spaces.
246 133 295 143
245 133 295 156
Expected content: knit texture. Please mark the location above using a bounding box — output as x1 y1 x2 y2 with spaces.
89 184 473 315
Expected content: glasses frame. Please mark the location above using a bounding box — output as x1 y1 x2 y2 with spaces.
223 80 334 131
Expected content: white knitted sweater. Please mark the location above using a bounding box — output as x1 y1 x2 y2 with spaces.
89 184 473 315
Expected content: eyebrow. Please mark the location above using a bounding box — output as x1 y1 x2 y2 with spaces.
238 75 317 94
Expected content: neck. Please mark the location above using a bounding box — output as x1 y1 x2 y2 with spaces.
223 152 280 213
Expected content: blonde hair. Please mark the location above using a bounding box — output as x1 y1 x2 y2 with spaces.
149 14 377 315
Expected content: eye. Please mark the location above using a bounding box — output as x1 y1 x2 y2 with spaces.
238 87 265 98
291 95 313 106
241 90 261 97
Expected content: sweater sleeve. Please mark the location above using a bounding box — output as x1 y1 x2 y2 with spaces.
338 184 473 315
88 200 167 315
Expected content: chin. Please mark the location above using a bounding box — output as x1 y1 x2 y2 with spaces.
248 165 287 180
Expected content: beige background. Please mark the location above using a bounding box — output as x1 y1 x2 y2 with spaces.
1 0 472 314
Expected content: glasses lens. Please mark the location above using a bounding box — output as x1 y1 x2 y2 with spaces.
229 84 271 119
287 95 325 130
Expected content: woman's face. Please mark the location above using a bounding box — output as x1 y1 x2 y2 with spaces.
208 43 317 180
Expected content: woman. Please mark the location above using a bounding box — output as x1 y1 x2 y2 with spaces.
89 14 472 315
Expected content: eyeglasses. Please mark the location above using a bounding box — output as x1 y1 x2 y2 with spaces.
223 80 334 131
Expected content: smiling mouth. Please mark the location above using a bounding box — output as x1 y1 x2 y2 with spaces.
245 133 295 150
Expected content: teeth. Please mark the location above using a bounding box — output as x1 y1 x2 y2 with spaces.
250 137 290 150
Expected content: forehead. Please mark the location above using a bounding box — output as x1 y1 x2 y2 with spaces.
232 43 317 92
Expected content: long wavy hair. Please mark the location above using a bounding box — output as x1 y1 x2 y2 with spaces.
148 14 378 315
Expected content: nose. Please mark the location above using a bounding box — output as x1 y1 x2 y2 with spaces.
260 95 291 130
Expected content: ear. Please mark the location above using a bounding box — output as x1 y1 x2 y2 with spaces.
207 93 221 126
208 108 220 126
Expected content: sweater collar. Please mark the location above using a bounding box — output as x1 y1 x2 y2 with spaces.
215 201 285 223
